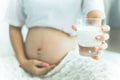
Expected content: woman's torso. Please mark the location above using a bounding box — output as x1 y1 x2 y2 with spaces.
25 27 78 65
23 0 81 65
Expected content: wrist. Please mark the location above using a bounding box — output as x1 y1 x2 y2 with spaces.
16 55 28 66
19 58 28 68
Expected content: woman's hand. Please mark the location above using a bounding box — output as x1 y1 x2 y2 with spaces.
72 25 110 60
92 25 110 60
20 59 56 76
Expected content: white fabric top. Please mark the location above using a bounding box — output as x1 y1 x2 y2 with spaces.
5 0 105 36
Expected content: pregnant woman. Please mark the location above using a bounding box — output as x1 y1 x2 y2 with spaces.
0 0 117 80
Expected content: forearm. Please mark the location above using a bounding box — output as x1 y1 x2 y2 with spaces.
87 10 104 18
9 25 27 64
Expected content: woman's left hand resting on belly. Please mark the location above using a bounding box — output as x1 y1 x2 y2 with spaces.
20 59 56 76
72 24 110 60
9 25 56 76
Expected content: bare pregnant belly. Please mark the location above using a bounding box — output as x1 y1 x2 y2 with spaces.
25 27 78 65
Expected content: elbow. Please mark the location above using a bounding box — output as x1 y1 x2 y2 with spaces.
9 24 22 32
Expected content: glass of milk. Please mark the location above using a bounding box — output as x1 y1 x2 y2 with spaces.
76 18 105 55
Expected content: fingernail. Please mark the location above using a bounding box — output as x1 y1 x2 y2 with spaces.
72 25 77 31
94 47 99 51
102 27 106 32
96 36 101 40
104 34 109 40
102 43 108 49
107 26 110 31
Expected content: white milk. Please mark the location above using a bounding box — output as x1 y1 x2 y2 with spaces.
77 26 102 47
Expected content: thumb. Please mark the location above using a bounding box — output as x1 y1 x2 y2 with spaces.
72 25 77 31
37 64 56 75
34 60 50 67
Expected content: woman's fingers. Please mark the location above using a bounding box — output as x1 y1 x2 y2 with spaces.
72 25 77 31
33 60 50 67
96 33 110 41
95 25 110 52
91 43 107 60
96 25 110 41
34 64 56 76
101 25 110 32
94 43 108 51
27 59 56 76
91 55 102 60
90 25 110 60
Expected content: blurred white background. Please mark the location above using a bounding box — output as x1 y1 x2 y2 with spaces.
0 0 12 56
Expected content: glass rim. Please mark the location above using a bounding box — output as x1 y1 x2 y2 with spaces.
76 18 106 25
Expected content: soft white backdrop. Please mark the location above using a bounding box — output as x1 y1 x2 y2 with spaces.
0 0 12 56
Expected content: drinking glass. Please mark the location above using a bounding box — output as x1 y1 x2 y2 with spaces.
76 18 106 56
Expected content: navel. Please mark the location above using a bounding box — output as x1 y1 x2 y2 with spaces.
37 48 41 51
37 48 41 55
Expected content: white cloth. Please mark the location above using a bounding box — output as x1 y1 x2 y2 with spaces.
0 46 120 80
5 0 105 36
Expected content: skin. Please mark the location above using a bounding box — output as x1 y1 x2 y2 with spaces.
9 25 57 76
9 10 110 76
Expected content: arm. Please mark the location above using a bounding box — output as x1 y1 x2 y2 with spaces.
9 25 27 64
6 0 55 75
9 25 55 75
